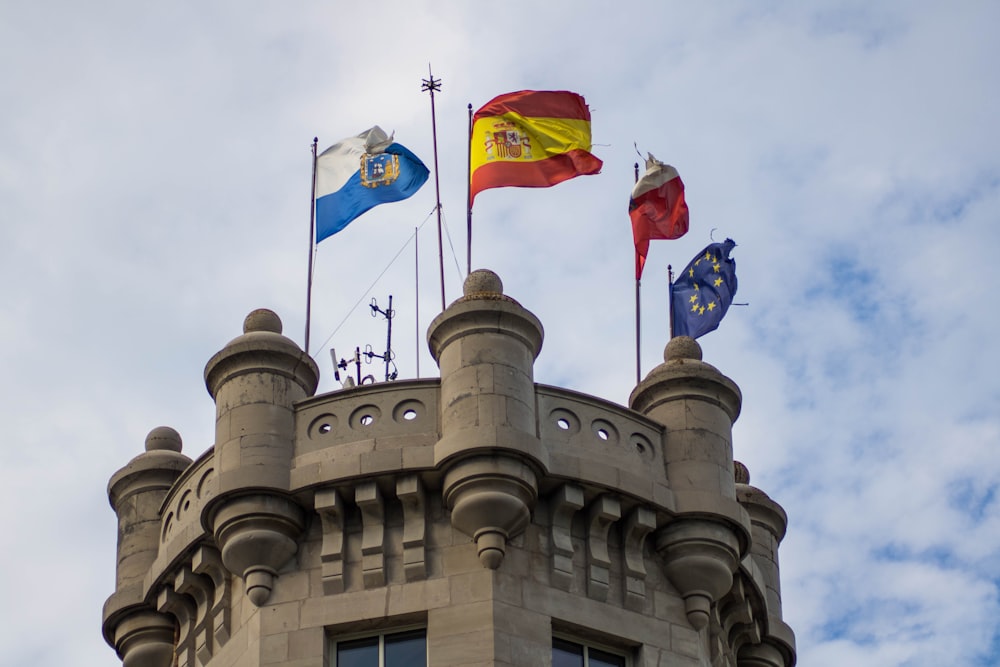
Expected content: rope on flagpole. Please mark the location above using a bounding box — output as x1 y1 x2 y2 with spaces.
439 207 465 283
310 207 436 357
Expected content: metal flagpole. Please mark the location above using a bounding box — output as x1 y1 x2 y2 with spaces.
466 103 473 276
668 265 675 338
634 161 641 385
305 137 318 353
421 66 446 311
414 226 420 378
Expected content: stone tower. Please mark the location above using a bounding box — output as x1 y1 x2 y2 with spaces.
103 269 795 666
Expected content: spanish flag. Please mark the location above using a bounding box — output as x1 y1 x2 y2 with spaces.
470 90 603 205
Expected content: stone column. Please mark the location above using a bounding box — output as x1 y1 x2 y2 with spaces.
630 336 751 630
103 427 191 667
203 308 319 606
428 269 546 569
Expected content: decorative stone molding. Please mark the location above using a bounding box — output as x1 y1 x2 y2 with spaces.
191 546 230 650
656 518 742 631
355 481 386 587
738 642 788 667
174 565 215 665
156 586 196 667
586 494 621 601
397 475 427 581
549 484 584 590
314 487 346 594
622 505 656 610
720 578 761 658
108 610 176 667
208 494 305 607
443 455 538 569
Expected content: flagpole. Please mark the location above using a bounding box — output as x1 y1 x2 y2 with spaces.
305 137 318 354
421 66 446 311
668 264 675 338
466 103 473 276
634 161 641 385
414 226 420 378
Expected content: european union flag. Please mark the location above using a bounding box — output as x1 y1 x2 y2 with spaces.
671 239 737 339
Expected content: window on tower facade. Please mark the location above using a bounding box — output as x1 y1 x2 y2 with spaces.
332 628 426 667
552 636 628 667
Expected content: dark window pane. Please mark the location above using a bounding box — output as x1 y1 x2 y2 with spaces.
589 646 626 667
552 638 584 667
385 629 426 667
336 636 379 667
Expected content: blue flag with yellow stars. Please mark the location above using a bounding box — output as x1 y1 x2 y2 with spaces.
671 239 737 339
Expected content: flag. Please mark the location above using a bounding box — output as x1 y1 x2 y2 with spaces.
630 153 689 279
315 126 429 242
671 239 737 339
470 90 602 204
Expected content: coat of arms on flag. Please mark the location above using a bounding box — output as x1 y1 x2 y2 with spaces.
360 152 401 189
482 124 533 161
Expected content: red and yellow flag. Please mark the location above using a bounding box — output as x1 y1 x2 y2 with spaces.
470 90 603 204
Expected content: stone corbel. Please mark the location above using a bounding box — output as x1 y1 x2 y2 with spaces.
721 578 761 656
442 455 538 570
156 586 196 667
622 506 656 610
549 484 584 590
191 545 231 649
174 565 214 666
586 494 621 601
355 482 386 588
315 487 347 594
396 475 427 582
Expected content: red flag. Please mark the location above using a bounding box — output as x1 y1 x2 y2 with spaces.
629 154 689 279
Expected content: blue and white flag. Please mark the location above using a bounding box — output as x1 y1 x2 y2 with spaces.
315 126 429 242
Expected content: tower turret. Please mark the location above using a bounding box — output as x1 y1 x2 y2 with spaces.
735 461 796 666
630 336 752 630
427 269 547 568
102 427 191 667
202 308 319 606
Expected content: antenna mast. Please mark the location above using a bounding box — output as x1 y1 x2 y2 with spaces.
421 66 447 311
330 295 398 386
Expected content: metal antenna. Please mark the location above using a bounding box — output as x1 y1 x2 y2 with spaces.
421 66 446 311
329 295 398 387
367 295 397 381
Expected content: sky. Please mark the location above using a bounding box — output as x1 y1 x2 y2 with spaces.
2 1 998 665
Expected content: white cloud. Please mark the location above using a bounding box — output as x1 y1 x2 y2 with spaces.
2 1 998 665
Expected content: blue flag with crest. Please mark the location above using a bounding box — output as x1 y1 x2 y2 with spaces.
671 239 737 339
314 126 429 242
